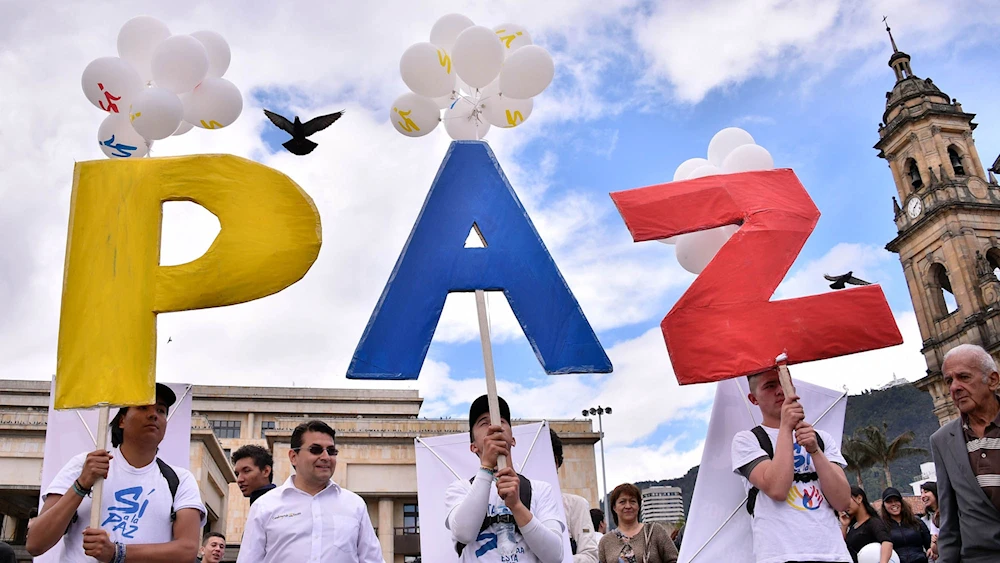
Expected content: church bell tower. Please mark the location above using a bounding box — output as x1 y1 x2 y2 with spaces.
875 24 1000 425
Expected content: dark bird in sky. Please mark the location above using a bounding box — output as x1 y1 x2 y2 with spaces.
167 337 172 343
824 271 872 290
263 109 344 155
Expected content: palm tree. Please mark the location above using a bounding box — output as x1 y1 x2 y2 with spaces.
841 437 875 487
849 422 927 488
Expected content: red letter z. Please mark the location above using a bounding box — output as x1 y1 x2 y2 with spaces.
611 169 902 385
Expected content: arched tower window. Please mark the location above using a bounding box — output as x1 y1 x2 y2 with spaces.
987 248 1000 281
929 263 959 317
907 159 923 189
948 146 966 176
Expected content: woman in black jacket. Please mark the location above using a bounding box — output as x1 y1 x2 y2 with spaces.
840 486 894 563
879 487 931 563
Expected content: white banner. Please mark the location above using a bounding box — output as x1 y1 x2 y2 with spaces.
35 380 194 563
415 420 574 563
678 378 847 563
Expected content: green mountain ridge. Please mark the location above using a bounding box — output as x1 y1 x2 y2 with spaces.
635 383 939 518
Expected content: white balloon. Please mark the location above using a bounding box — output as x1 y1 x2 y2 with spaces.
81 57 142 114
722 143 775 173
430 13 475 53
707 127 755 167
172 120 194 136
493 23 532 57
499 45 554 99
433 92 460 110
128 87 183 140
117 15 171 83
675 225 737 274
151 35 210 94
190 30 231 78
390 92 441 138
657 237 678 245
673 157 710 182
484 94 532 128
444 98 489 140
857 544 900 563
97 112 149 159
183 78 242 129
687 164 723 179
400 42 457 98
452 26 505 89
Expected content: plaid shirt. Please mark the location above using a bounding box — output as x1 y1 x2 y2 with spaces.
961 395 1000 514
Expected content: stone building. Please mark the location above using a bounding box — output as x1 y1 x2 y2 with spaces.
0 380 600 562
875 26 1000 426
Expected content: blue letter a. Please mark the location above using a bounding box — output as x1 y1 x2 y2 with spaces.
348 141 611 379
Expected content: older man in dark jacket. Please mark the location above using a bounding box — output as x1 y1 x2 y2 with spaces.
930 344 1000 563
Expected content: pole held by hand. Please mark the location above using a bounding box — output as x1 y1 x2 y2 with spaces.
475 290 507 470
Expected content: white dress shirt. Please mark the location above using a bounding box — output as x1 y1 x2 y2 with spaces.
237 475 384 563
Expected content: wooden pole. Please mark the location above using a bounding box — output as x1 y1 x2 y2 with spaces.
89 404 110 529
475 290 507 470
776 361 796 399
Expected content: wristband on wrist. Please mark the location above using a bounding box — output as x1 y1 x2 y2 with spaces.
479 465 496 475
111 541 125 563
72 479 91 497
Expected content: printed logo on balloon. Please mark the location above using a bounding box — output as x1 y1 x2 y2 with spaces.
83 16 242 159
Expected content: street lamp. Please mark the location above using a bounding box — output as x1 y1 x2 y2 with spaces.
583 405 612 530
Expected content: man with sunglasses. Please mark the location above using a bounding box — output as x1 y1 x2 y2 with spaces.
237 419 383 563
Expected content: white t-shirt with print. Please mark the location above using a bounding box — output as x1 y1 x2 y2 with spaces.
731 426 851 563
445 476 565 563
43 449 205 562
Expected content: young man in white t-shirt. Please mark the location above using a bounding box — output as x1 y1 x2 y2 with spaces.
731 369 853 563
26 383 205 562
445 394 566 563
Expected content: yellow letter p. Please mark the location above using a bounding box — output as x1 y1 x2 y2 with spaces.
55 155 322 409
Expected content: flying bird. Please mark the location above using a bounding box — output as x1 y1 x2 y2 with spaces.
263 109 344 155
824 271 872 290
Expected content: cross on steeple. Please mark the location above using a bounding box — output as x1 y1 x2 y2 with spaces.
883 16 899 53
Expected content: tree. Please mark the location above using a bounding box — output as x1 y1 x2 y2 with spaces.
849 422 927 488
841 437 875 488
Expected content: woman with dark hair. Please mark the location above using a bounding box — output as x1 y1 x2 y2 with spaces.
597 483 677 563
879 487 931 563
840 486 893 563
919 482 939 562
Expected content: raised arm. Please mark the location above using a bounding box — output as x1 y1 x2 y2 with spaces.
797 424 851 511
746 395 804 501
26 450 110 557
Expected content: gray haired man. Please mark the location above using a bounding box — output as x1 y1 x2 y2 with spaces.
931 343 1000 562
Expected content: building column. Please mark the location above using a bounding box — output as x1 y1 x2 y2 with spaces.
378 498 394 562
247 412 255 440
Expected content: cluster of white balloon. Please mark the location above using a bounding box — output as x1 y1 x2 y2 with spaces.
82 16 243 159
662 127 776 275
390 13 555 141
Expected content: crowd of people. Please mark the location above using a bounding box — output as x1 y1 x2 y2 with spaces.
731 343 1000 563
10 340 999 562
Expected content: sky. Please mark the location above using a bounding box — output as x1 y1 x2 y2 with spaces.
3 0 1000 493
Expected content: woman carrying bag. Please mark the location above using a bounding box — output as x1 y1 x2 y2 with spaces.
598 483 678 563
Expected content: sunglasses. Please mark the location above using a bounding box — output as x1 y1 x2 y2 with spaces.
293 444 339 456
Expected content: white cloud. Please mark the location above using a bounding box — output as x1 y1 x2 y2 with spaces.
633 0 1000 103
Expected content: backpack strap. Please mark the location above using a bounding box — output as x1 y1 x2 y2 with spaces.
455 473 533 555
156 458 180 522
746 425 772 517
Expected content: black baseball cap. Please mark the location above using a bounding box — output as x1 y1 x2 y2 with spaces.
468 394 511 430
882 487 902 502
